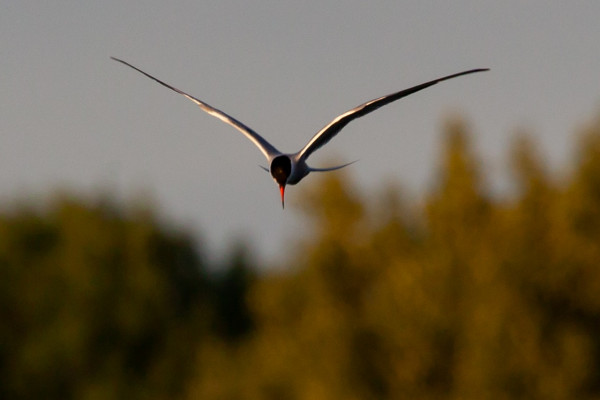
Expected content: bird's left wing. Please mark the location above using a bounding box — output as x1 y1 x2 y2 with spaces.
297 68 489 161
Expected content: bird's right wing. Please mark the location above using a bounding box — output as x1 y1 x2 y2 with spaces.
111 57 281 160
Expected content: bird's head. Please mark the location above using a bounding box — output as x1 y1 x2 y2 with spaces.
270 155 292 209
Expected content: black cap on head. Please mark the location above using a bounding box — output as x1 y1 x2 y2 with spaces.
270 155 291 186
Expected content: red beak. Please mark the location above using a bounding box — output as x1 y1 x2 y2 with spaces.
279 185 285 209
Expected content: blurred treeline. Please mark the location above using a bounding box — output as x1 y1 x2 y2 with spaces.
2 114 600 399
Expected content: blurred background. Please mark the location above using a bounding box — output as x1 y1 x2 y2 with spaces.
2 1 600 398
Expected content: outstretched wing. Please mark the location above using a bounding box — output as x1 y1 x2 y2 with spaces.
298 68 489 161
111 57 281 160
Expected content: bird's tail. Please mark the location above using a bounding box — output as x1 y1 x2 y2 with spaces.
308 160 358 172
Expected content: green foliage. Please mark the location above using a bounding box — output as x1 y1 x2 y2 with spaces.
3 111 600 399
0 198 209 399
186 113 600 399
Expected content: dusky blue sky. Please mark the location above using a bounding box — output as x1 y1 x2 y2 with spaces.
2 1 599 264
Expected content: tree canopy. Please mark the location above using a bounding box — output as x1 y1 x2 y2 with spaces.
2 112 600 399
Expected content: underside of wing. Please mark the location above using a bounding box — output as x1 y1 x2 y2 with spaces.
298 68 489 160
111 57 281 160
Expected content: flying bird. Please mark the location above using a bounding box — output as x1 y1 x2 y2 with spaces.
111 57 488 208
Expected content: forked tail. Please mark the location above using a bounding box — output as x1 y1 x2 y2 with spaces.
308 160 358 172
